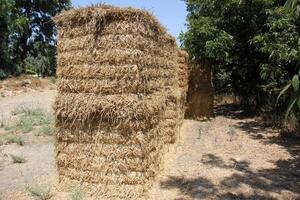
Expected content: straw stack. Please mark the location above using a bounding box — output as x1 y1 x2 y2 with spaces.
162 50 189 144
186 62 214 119
53 5 180 199
177 50 189 123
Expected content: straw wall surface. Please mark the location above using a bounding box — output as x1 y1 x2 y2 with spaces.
54 5 183 200
162 50 189 143
186 62 214 119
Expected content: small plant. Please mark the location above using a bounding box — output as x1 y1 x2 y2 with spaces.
27 184 52 200
6 135 25 146
227 125 236 141
36 124 53 136
10 105 54 134
12 105 44 116
71 188 84 200
18 115 34 133
3 123 17 133
11 154 26 163
277 71 300 120
0 117 4 128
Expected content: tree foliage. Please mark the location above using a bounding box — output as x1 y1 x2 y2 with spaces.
0 0 71 79
181 0 300 116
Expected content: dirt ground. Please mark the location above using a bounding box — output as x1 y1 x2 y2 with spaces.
0 89 300 200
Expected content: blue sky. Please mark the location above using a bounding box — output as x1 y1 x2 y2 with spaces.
71 0 187 40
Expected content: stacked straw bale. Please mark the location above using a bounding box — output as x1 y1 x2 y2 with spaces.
177 50 189 123
53 5 182 200
162 50 189 144
186 62 214 119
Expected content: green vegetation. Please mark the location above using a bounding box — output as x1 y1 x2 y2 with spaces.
181 0 300 128
10 105 53 134
0 106 54 138
6 135 25 145
0 117 4 128
0 0 71 79
71 188 84 200
27 184 52 200
10 154 26 163
36 124 53 136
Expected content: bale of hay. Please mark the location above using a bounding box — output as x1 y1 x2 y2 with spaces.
177 50 189 121
186 62 214 119
54 5 181 200
162 50 189 144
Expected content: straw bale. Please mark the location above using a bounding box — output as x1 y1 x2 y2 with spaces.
186 63 214 119
54 6 176 44
57 34 174 56
57 78 176 95
58 177 146 200
57 64 137 79
57 48 177 68
55 126 151 145
54 93 165 124
54 5 182 200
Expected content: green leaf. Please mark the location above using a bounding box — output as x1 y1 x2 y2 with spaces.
297 98 300 111
292 75 299 91
276 83 291 104
285 0 298 11
285 94 298 119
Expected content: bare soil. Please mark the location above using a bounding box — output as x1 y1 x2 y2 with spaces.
0 89 299 200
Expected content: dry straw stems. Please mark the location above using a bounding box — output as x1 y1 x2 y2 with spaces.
54 5 188 200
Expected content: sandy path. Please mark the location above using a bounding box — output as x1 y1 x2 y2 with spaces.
148 116 300 200
0 90 56 199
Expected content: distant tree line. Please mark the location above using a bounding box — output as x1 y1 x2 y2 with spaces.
181 0 300 124
0 0 71 79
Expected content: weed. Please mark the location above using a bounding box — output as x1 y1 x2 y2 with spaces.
36 124 53 136
3 105 54 135
11 154 26 163
0 117 4 128
3 123 17 133
6 135 25 146
227 125 236 141
13 106 53 133
227 125 236 135
18 115 34 133
49 77 56 84
27 184 52 200
71 188 84 200
12 105 44 116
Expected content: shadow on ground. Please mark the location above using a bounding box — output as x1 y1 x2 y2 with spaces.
159 104 300 200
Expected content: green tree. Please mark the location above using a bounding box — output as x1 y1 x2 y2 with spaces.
0 0 71 79
0 0 15 78
274 0 300 119
181 0 300 125
180 0 277 104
